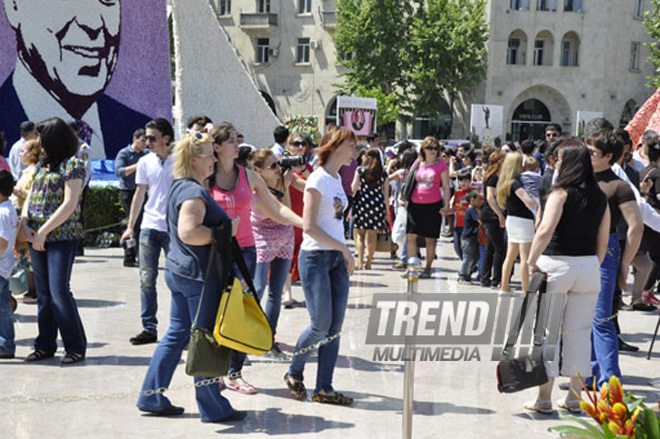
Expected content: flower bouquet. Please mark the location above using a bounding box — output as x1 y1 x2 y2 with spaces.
550 375 660 438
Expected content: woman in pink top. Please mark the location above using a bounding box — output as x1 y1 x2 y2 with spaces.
402 137 450 278
209 122 302 394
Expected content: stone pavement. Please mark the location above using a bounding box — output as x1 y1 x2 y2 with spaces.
2 239 659 439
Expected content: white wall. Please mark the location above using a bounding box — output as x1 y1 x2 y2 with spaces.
170 0 280 146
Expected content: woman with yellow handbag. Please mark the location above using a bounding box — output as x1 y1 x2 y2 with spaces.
284 127 356 405
137 133 246 423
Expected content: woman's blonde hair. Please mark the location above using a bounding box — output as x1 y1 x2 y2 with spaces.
174 133 213 179
22 139 41 165
496 152 523 209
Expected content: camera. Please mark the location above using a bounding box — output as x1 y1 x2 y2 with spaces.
278 154 306 170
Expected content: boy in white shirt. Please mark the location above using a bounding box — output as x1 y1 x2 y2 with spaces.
0 171 19 358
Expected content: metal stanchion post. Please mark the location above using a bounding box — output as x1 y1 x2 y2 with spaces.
403 256 421 439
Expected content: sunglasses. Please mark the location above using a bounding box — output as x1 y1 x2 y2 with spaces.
145 135 157 143
291 141 308 147
426 147 439 151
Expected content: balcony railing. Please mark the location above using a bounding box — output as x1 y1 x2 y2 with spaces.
239 13 278 28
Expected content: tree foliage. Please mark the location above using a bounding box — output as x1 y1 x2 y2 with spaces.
644 0 660 89
334 0 488 129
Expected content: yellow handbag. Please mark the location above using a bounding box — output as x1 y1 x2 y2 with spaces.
212 240 273 356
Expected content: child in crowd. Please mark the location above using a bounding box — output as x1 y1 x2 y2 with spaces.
0 171 18 358
458 191 482 284
520 156 541 216
451 169 472 260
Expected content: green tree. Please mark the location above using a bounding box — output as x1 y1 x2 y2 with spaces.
333 0 414 124
333 0 488 134
406 0 488 132
644 0 660 89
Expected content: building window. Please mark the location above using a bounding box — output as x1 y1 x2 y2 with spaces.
564 0 582 12
507 38 523 65
537 0 556 10
257 0 270 13
297 38 311 63
635 0 644 18
560 40 578 67
533 39 546 65
510 0 530 10
219 0 231 15
298 0 312 14
630 42 641 70
256 38 269 64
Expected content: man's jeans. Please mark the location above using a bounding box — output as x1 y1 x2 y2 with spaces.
254 257 292 337
139 229 170 335
459 236 479 281
591 234 622 388
137 271 234 422
30 240 86 355
289 250 349 394
0 276 14 355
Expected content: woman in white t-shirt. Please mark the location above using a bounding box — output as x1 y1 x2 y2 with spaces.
284 127 356 406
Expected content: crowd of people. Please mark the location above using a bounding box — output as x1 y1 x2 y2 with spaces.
1 113 660 421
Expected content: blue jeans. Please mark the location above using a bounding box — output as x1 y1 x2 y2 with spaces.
229 246 256 375
254 257 292 337
139 228 170 335
289 250 350 394
453 227 463 260
0 276 14 355
137 271 235 422
30 240 86 355
459 236 479 281
591 234 622 387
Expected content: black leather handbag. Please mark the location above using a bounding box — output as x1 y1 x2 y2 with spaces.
496 271 549 393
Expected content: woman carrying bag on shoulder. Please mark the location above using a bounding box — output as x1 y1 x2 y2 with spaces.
524 141 609 414
400 136 451 278
137 132 246 423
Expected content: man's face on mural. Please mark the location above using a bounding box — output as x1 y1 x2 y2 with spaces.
4 0 120 99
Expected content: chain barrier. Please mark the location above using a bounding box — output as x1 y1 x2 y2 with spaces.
0 316 368 405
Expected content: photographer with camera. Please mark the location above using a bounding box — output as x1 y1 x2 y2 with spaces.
283 133 315 308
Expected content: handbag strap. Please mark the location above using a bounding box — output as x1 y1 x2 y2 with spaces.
191 238 219 330
231 238 259 300
501 271 547 360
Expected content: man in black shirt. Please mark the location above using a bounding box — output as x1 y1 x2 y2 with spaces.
587 130 643 388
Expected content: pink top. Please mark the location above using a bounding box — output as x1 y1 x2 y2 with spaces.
251 194 294 263
209 165 256 248
410 160 448 204
0 156 10 173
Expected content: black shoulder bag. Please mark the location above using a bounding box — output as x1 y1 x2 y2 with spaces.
496 271 549 393
399 160 421 202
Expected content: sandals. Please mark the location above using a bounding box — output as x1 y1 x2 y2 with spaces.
284 373 307 400
226 372 257 395
524 399 553 414
557 399 582 414
25 350 55 362
60 352 85 365
312 391 353 406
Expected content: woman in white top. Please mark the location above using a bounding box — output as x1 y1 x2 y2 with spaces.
284 127 356 406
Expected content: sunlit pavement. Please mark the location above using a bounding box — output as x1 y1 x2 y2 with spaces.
2 238 659 439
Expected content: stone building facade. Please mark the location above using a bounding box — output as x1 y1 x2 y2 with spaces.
211 0 655 141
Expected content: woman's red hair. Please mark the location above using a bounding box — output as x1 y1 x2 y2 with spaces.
317 127 356 166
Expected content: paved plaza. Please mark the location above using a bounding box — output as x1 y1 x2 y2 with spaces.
2 238 660 439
